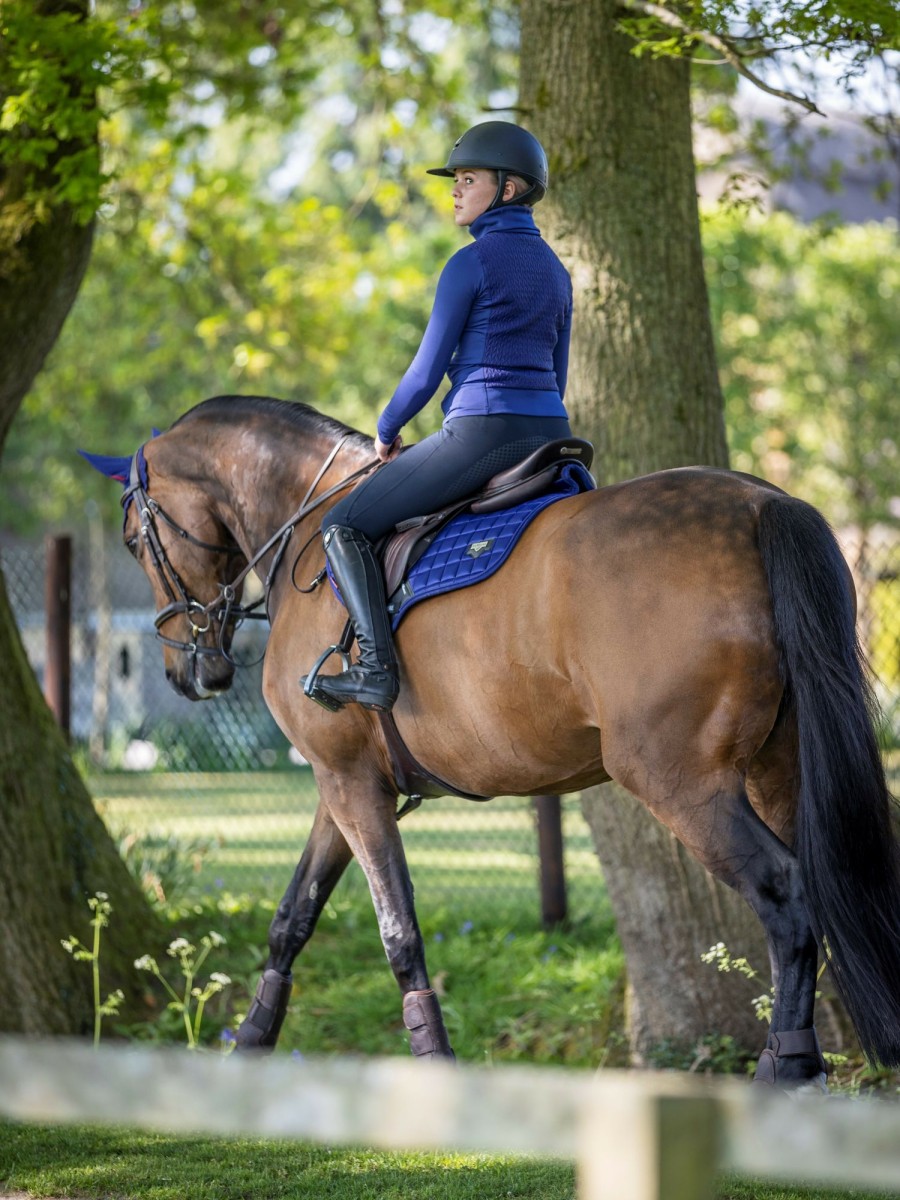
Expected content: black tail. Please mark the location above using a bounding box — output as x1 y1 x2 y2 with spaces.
757 496 900 1066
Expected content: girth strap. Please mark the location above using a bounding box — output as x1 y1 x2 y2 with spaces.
377 711 491 803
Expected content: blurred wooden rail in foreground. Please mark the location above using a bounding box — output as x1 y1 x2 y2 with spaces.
1 1038 899 1199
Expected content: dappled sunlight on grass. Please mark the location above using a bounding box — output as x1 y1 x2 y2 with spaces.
89 770 606 923
0 1124 576 1200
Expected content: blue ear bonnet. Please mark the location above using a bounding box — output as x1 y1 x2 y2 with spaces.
77 449 137 485
79 430 161 522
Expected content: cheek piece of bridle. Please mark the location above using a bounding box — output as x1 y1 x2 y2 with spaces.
121 437 377 667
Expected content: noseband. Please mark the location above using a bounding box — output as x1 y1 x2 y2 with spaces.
123 436 376 665
122 449 258 662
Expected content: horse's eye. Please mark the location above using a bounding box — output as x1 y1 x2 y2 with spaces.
125 534 139 557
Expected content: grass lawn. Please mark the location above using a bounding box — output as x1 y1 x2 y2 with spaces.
2 1124 898 1200
0 1125 576 1200
1 769 894 1200
88 770 607 924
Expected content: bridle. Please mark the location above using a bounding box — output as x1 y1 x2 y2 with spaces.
123 436 377 665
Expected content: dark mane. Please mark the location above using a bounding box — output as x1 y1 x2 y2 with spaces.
174 395 372 450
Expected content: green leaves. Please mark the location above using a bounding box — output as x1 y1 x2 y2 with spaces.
3 0 517 531
0 4 157 224
617 0 899 113
704 208 900 529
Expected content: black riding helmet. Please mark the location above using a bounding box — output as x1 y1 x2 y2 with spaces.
427 121 548 210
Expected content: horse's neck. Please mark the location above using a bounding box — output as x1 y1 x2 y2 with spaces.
207 426 371 554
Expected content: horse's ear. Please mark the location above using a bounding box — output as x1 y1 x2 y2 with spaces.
77 449 132 484
79 429 159 485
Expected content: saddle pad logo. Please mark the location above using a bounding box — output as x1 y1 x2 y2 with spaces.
466 538 495 559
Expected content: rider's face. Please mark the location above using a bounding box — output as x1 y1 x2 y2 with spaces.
451 168 498 226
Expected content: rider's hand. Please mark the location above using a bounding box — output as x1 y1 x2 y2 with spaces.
375 435 402 462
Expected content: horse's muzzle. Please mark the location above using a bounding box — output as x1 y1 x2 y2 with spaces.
166 655 235 702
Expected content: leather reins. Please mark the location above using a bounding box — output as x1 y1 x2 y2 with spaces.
123 435 378 665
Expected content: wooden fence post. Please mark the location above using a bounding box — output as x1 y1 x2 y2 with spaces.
578 1090 720 1200
44 534 72 738
534 794 568 927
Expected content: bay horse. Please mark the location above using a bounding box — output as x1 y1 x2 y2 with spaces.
85 394 900 1088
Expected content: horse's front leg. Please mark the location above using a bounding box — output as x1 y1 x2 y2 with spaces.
237 800 354 1052
323 771 455 1061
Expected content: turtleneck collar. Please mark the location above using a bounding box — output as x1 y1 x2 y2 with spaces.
469 205 540 240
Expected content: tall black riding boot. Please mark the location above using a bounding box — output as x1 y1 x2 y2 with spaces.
303 525 399 712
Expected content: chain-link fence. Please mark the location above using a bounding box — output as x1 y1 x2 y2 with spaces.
3 533 607 925
5 522 900 923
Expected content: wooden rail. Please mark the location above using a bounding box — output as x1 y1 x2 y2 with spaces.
1 1039 899 1199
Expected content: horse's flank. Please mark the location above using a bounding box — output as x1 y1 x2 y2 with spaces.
390 471 784 803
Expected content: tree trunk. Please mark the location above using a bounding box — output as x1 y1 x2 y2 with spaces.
0 573 160 1033
520 0 768 1062
0 0 160 1035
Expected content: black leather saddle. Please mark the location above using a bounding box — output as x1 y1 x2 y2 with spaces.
380 437 594 598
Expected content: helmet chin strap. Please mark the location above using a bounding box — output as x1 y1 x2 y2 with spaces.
487 170 510 211
487 169 540 211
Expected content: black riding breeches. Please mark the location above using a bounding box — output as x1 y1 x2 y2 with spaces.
326 413 573 542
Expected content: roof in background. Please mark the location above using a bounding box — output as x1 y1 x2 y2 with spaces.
697 94 899 224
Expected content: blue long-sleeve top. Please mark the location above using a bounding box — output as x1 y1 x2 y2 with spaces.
377 205 572 446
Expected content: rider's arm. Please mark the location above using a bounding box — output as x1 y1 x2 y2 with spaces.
376 249 479 446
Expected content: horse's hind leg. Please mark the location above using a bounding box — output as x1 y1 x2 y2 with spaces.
643 776 825 1090
237 801 354 1051
320 770 455 1060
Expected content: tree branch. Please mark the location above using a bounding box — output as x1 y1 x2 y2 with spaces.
619 0 825 116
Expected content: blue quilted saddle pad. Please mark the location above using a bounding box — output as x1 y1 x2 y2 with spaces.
387 461 595 631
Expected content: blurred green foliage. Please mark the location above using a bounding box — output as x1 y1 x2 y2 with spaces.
704 209 900 529
9 200 898 537
2 0 897 538
3 177 449 531
2 0 519 533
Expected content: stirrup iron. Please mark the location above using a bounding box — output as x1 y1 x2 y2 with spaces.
302 642 353 712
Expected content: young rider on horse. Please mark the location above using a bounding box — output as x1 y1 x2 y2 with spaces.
302 121 574 714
